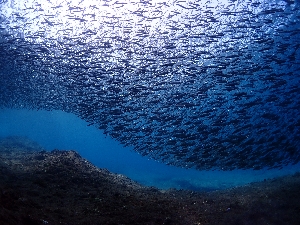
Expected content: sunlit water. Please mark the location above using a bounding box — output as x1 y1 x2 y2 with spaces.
1 108 299 191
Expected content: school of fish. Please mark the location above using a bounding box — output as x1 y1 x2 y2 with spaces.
0 0 299 170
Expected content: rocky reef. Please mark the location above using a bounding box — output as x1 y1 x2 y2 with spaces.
0 136 300 225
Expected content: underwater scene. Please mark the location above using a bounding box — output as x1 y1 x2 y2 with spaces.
0 108 300 191
0 0 300 224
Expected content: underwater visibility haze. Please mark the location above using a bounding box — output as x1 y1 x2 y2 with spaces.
0 0 300 189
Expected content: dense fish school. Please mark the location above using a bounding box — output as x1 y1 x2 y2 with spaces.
0 0 299 170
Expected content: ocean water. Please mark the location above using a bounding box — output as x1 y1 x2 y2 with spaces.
1 108 299 191
0 0 300 191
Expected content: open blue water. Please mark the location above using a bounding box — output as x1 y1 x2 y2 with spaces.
1 108 299 191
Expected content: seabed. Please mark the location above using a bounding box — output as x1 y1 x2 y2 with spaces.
1 136 300 225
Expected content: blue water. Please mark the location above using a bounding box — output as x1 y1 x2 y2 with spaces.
1 108 299 191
